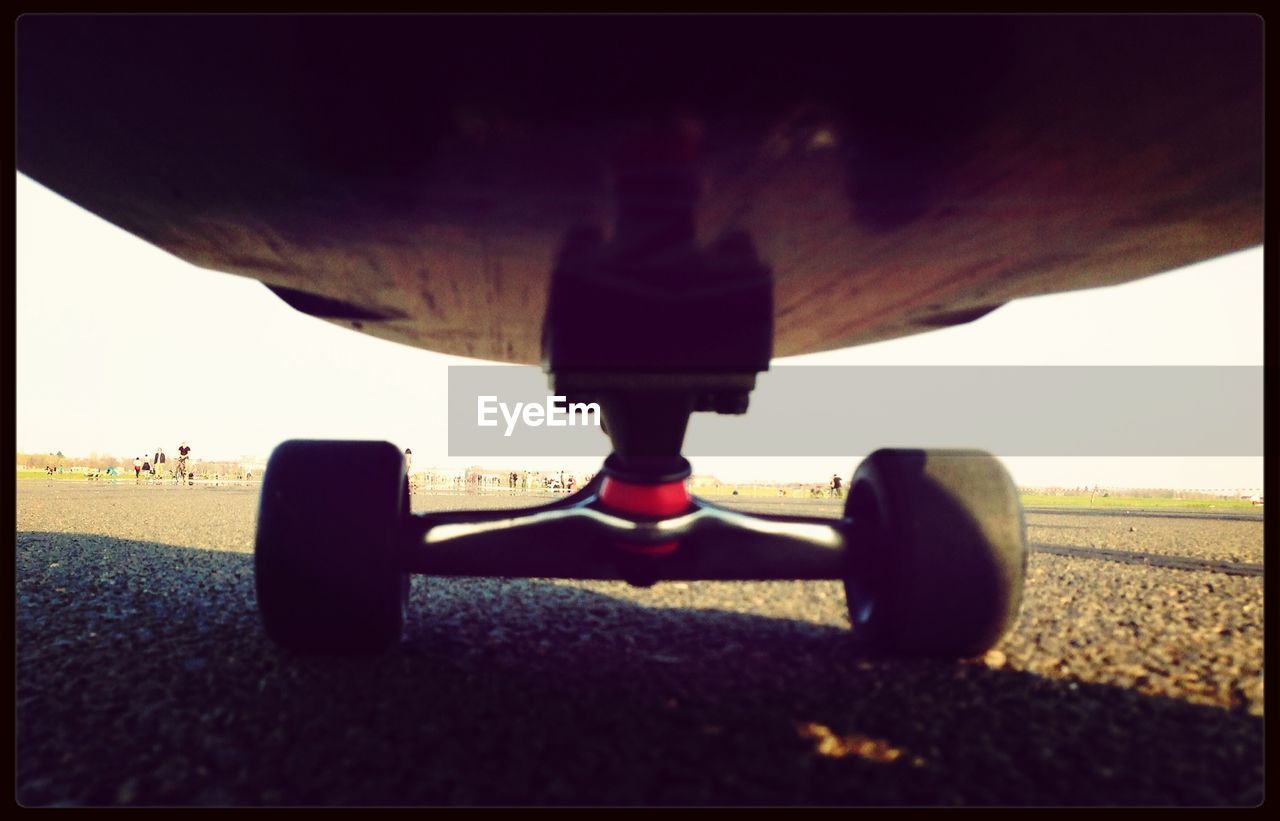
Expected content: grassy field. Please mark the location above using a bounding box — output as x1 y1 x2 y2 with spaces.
669 483 1264 513
15 470 241 482
15 472 1262 513
1020 494 1260 511
16 470 105 481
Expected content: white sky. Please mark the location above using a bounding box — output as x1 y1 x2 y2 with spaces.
14 173 1264 489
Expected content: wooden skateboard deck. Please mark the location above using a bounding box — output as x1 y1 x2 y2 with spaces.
16 15 1262 363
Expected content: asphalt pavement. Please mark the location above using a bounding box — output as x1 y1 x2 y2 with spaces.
15 482 1264 806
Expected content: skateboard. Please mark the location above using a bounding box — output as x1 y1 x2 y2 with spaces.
16 15 1262 656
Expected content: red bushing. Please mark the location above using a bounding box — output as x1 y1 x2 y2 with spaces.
598 476 691 556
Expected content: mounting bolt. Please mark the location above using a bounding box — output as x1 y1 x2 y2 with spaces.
712 391 751 415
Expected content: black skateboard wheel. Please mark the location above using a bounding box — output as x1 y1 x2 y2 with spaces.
255 440 409 654
842 449 1026 658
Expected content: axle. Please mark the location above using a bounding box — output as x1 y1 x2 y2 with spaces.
401 468 849 586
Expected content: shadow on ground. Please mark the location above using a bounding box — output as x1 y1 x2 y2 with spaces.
16 533 1263 806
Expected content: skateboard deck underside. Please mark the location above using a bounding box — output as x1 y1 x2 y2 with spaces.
16 16 1263 364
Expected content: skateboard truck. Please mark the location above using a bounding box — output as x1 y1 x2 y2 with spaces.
253 122 1027 659
255 439 1024 659
402 456 847 589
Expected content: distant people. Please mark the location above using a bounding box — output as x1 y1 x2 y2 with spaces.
566 474 576 493
154 447 167 480
133 456 142 482
141 457 152 481
830 473 843 498
177 442 192 486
